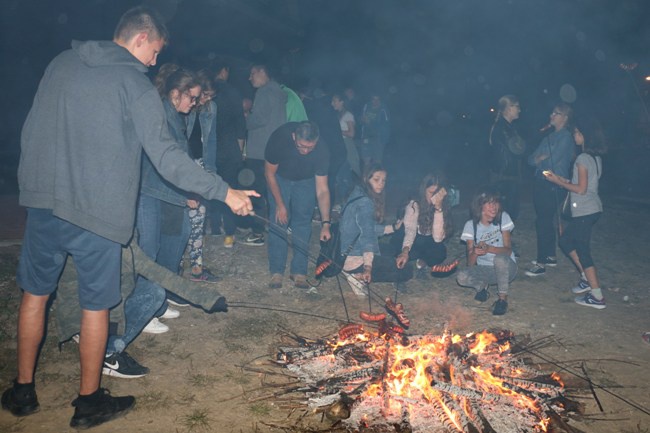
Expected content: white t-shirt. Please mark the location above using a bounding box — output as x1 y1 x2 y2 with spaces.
339 111 354 133
460 212 515 266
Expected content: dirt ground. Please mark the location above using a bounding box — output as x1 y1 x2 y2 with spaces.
0 199 648 433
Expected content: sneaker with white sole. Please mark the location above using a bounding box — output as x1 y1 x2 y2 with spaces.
531 257 557 267
142 317 169 334
575 293 606 309
241 233 264 246
102 352 149 379
167 299 189 307
525 263 546 277
160 307 179 319
571 278 591 294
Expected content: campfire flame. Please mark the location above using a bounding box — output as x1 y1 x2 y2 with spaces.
277 327 572 432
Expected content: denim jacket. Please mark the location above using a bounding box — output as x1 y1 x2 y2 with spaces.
185 100 217 173
140 98 190 206
527 128 575 179
340 186 385 257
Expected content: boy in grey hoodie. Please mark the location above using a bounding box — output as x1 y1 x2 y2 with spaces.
2 6 257 430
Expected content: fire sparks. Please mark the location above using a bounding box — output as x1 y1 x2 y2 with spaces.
275 327 576 432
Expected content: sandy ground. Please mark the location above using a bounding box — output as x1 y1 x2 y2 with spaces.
0 199 648 433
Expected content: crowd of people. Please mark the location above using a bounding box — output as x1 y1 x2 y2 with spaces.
2 5 612 430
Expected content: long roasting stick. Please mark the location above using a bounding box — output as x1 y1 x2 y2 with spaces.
580 362 604 412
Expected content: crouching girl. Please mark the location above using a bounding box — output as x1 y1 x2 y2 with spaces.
457 188 517 315
340 163 412 296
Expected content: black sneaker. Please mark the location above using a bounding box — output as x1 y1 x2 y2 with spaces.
474 288 490 303
492 299 508 316
525 263 546 277
241 232 264 246
102 352 149 379
70 388 135 429
1 381 39 417
532 257 557 267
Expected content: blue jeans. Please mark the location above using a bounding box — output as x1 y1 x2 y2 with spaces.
157 206 191 274
158 206 192 305
267 175 316 276
107 194 167 354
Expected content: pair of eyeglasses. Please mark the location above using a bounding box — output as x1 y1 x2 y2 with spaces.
551 111 565 117
184 92 199 103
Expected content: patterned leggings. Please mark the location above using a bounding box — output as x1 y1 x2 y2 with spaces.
186 158 207 273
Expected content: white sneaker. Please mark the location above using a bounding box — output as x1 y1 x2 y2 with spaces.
142 317 169 334
160 307 180 319
344 272 368 297
167 299 190 307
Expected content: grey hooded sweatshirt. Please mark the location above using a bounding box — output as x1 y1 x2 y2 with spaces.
18 40 229 244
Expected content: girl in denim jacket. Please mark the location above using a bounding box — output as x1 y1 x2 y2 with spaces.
340 164 412 295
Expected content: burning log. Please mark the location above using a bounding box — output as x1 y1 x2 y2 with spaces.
316 365 383 393
430 380 506 403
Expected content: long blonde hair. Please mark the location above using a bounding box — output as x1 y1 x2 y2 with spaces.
489 94 518 146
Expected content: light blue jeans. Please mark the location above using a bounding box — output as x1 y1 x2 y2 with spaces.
107 194 167 354
267 175 317 276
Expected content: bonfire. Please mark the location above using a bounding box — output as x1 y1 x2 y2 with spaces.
241 295 588 433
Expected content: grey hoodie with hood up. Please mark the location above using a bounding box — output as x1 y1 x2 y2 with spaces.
18 40 229 244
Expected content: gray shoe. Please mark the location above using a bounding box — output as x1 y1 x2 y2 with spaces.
269 274 283 289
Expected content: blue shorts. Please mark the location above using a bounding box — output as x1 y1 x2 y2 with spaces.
17 208 122 311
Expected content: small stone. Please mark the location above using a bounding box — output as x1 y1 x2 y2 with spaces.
550 323 556 328
623 295 629 302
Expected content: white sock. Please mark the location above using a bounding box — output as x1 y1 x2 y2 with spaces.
590 288 603 300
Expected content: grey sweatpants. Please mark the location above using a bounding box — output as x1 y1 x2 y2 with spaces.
456 254 517 296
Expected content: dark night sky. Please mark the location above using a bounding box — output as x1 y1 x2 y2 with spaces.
2 0 650 194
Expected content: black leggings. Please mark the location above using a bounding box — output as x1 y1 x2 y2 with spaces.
389 226 447 266
559 212 601 269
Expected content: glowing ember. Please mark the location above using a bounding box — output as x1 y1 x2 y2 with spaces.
275 327 576 432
